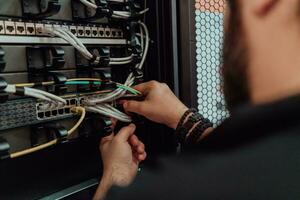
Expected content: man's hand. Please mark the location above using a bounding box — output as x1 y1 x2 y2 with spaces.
93 124 146 200
123 81 188 129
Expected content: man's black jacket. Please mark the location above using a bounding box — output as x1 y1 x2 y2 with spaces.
108 95 300 199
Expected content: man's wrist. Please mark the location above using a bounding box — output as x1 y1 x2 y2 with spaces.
93 171 114 200
168 106 189 130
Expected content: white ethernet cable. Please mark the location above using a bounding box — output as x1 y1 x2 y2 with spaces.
79 0 97 9
85 22 149 105
39 26 133 65
79 0 149 19
4 85 67 104
85 104 132 122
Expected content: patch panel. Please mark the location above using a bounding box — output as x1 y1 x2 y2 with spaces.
0 20 124 40
4 21 16 35
0 36 127 45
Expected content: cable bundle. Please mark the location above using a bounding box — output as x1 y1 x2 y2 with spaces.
79 0 149 19
37 26 133 66
4 84 67 105
36 22 149 121
84 22 149 105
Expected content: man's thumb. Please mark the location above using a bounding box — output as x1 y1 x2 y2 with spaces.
116 124 136 142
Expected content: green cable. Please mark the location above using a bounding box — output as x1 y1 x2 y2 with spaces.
65 81 139 95
117 85 140 95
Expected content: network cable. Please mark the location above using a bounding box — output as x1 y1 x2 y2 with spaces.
86 104 132 122
4 84 67 105
84 21 149 105
38 27 133 66
6 77 139 122
12 78 141 95
79 0 149 19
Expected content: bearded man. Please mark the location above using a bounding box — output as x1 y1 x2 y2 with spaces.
94 0 300 199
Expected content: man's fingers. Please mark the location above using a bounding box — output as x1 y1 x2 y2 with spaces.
100 133 114 152
129 135 140 147
100 133 114 145
138 152 147 161
123 100 145 115
129 135 145 154
134 151 147 162
137 145 145 154
116 124 136 142
132 82 153 95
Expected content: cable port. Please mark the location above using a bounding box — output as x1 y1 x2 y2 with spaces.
77 26 84 37
5 21 16 35
38 112 44 119
25 23 35 35
85 27 92 37
52 110 58 116
99 28 105 37
105 30 111 37
58 109 64 115
118 31 122 37
92 27 98 37
70 26 77 36
35 23 44 35
16 22 26 35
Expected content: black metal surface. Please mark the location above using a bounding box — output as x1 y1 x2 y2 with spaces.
0 135 102 200
139 0 179 157
178 0 198 108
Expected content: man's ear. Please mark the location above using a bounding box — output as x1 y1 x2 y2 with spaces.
253 0 279 16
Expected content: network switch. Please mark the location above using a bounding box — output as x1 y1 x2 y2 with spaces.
0 91 113 131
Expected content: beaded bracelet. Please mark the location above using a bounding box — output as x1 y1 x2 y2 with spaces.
175 108 197 131
175 109 204 144
185 118 213 145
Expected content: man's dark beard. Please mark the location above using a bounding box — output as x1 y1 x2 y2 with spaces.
222 4 250 112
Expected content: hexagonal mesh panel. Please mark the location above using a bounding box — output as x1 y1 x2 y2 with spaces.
195 0 229 125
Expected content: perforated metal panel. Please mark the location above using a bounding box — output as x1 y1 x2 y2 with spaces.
195 0 228 125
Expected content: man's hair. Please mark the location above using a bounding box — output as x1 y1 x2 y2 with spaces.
227 0 237 11
222 0 250 111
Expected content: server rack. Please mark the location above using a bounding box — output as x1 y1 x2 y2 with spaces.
0 0 179 199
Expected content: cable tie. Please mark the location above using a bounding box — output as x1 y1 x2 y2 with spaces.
15 87 25 96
